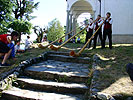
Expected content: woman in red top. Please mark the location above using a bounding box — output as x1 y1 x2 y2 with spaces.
0 31 19 66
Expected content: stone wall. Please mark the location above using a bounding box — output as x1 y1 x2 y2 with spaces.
112 34 133 43
0 52 48 91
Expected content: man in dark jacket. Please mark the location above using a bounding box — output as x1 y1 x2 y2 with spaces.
126 63 133 82
103 12 113 49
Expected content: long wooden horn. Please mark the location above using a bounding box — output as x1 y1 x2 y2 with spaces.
50 24 90 51
70 19 105 57
38 24 84 49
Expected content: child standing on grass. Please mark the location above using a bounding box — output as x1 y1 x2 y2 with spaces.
0 31 19 66
25 36 32 50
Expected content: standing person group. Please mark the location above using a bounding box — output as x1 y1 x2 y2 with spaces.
86 12 113 49
86 18 94 48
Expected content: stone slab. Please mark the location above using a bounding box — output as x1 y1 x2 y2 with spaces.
15 78 88 94
24 60 90 83
2 87 83 100
47 54 91 64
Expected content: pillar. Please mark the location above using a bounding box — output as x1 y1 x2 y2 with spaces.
93 10 96 19
101 0 105 17
68 14 73 33
65 10 70 41
68 14 73 38
72 17 76 36
66 10 70 33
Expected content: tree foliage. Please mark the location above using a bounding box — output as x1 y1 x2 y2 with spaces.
0 0 13 34
12 0 39 20
47 19 64 42
33 26 45 43
8 19 32 39
74 23 86 43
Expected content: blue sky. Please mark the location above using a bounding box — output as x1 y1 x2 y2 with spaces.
30 0 67 27
28 0 90 41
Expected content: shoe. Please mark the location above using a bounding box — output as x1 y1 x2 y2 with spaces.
88 46 91 49
101 47 105 49
0 63 11 67
109 47 113 49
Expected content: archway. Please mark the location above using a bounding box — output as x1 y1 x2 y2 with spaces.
71 0 94 17
65 0 95 40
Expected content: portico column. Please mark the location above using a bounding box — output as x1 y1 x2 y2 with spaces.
101 0 105 17
72 17 76 35
66 10 70 33
65 10 70 41
93 10 96 20
68 14 73 33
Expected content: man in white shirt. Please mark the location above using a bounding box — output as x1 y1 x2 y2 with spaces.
93 15 104 49
25 36 32 50
15 41 25 53
85 18 94 48
103 12 113 49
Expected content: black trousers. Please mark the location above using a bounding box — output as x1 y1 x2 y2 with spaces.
93 30 103 48
85 31 93 48
0 41 10 53
126 63 133 82
103 29 112 49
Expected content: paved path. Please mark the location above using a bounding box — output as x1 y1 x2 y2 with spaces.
1 52 91 100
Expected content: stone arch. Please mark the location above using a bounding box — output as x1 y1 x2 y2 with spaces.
68 0 95 12
65 0 98 40
71 1 94 19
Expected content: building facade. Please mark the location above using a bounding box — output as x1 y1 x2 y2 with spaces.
65 0 133 43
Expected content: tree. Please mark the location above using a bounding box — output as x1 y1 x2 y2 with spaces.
47 19 64 42
75 23 86 43
8 19 32 40
12 0 39 20
0 0 13 34
33 26 45 43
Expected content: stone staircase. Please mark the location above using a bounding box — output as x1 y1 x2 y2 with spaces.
0 52 92 100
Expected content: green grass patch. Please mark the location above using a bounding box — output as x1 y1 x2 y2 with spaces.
0 43 133 98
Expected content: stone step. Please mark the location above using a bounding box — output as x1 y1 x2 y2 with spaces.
1 87 84 100
24 70 89 83
48 51 70 56
14 78 88 94
24 60 90 83
48 51 91 57
47 54 91 64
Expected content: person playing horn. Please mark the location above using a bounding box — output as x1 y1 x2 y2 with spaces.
85 18 94 48
103 12 113 49
93 15 104 49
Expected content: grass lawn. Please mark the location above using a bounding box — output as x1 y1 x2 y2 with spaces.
0 43 133 98
0 45 49 74
87 44 133 98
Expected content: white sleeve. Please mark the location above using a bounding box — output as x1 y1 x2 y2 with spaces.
89 23 94 29
86 26 89 32
98 20 104 26
25 39 28 45
109 19 113 24
94 24 96 29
